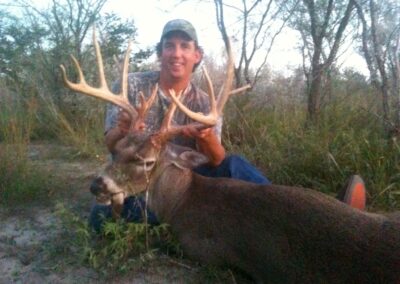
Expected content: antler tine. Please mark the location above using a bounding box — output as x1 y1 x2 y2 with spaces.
167 38 237 127
92 28 107 93
136 83 158 118
131 84 159 131
59 27 138 128
160 89 180 132
202 66 217 116
230 84 251 96
217 38 235 114
121 38 131 102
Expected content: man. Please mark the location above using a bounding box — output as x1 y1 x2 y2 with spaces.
89 19 365 231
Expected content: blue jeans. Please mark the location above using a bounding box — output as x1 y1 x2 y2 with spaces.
89 195 159 232
193 155 271 185
89 154 270 231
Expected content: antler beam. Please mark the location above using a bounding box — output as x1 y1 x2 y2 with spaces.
59 28 138 129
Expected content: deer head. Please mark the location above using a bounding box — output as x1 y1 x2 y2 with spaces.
60 29 247 213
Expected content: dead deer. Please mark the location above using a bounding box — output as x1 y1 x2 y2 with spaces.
60 31 400 283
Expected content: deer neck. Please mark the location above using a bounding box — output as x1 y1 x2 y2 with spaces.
147 163 193 223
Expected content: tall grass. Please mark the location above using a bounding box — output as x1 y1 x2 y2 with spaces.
40 94 106 158
0 78 107 204
0 89 51 204
224 92 400 210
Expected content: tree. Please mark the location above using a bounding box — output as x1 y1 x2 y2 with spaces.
0 0 150 140
4 0 110 107
0 10 48 92
286 0 356 122
19 0 107 59
390 31 400 130
1 0 144 103
354 0 400 134
213 0 298 88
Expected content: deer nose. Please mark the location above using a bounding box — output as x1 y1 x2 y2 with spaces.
90 176 104 195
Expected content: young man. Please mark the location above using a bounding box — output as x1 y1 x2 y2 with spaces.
89 19 365 231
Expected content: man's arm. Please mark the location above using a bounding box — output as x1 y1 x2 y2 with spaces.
182 127 225 167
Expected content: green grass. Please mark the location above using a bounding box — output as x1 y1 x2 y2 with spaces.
223 94 400 211
54 203 181 275
0 86 105 205
0 145 52 204
0 93 53 204
38 94 107 158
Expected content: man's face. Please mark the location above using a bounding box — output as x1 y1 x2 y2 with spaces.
160 32 201 81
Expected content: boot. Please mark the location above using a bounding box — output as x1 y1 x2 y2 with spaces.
337 175 366 210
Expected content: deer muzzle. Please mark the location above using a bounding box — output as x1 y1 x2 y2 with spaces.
90 175 125 204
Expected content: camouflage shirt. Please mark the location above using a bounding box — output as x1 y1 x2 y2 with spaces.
105 71 222 150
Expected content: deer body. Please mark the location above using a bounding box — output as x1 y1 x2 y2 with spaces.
141 149 400 283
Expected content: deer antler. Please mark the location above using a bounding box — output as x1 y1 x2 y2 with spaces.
132 84 159 131
167 66 218 125
60 28 138 129
167 39 250 127
154 38 251 139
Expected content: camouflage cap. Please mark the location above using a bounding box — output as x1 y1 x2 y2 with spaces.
160 19 198 43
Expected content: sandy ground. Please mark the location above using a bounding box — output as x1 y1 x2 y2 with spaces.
0 143 236 284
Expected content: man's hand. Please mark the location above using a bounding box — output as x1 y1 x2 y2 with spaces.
117 111 131 135
106 110 148 153
181 126 213 140
105 111 132 153
182 126 225 166
117 110 146 133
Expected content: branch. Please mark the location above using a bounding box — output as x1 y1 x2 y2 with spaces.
325 0 355 68
353 0 379 86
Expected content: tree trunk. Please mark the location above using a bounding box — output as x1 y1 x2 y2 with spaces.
307 64 323 122
302 0 354 124
390 37 400 134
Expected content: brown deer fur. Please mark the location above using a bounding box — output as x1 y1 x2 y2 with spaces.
93 137 400 283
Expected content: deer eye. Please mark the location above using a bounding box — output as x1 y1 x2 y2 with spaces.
136 159 155 170
144 160 155 170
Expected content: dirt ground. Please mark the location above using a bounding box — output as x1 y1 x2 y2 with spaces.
0 143 235 284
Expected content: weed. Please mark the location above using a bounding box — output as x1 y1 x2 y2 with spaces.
54 203 181 276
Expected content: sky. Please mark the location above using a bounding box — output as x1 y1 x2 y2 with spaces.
100 0 367 74
3 0 367 75
102 0 305 72
103 0 316 72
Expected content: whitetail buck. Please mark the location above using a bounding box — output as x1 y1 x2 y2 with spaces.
60 31 400 283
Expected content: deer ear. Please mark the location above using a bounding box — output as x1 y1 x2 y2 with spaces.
176 150 209 169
